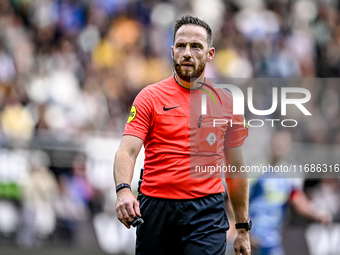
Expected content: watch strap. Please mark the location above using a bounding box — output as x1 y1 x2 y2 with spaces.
116 183 131 193
235 223 249 229
235 219 252 230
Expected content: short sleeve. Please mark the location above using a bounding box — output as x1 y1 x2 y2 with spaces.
224 114 248 147
123 88 153 141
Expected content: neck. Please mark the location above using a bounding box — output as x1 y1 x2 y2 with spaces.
174 73 205 89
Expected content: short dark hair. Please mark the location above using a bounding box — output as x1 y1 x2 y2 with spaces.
174 15 212 47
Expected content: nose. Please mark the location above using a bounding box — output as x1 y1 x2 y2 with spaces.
183 45 192 58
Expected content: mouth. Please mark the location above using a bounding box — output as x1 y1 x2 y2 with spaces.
181 62 194 69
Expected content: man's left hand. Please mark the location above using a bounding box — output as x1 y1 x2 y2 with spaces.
233 229 251 255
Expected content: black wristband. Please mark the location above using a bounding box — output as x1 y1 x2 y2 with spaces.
235 219 252 231
116 183 131 193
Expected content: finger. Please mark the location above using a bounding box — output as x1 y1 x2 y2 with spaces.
121 206 132 222
126 203 136 219
234 247 240 255
116 206 125 222
134 201 141 217
116 209 129 227
242 247 251 255
116 209 130 228
121 219 130 229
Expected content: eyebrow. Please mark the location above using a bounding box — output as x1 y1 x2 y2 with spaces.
175 41 204 46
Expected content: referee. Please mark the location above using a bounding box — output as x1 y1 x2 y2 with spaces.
114 15 251 255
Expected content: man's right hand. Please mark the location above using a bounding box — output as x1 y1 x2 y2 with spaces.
115 188 141 228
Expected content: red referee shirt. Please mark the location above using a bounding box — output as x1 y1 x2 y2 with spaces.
124 76 248 199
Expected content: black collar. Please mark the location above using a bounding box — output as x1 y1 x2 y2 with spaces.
173 75 205 90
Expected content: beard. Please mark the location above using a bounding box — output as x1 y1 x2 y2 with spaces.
174 59 206 82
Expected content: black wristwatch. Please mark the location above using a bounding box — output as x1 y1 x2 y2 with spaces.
116 183 131 193
235 219 252 231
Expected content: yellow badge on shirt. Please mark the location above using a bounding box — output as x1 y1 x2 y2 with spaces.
127 105 137 124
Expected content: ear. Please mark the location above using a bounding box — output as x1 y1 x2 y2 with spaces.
171 46 174 59
206 47 215 63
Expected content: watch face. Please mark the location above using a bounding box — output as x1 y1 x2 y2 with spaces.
247 219 252 230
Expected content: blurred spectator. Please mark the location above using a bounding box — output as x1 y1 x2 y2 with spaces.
55 0 86 37
54 173 89 245
0 86 34 141
0 43 16 84
249 131 332 255
17 153 58 248
307 179 340 222
304 179 340 255
0 0 338 140
69 154 94 208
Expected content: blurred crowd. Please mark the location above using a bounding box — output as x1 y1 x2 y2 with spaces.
0 0 340 142
0 0 340 253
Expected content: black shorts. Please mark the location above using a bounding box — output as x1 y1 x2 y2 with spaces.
136 193 229 255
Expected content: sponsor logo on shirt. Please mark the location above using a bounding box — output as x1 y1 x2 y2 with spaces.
127 105 137 124
163 106 179 111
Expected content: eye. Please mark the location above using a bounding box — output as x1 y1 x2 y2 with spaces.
191 44 202 49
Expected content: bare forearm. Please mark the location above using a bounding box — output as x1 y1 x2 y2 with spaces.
114 154 139 229
226 177 249 223
227 172 251 255
224 146 249 223
113 135 143 186
114 136 143 228
114 150 135 185
291 192 324 221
